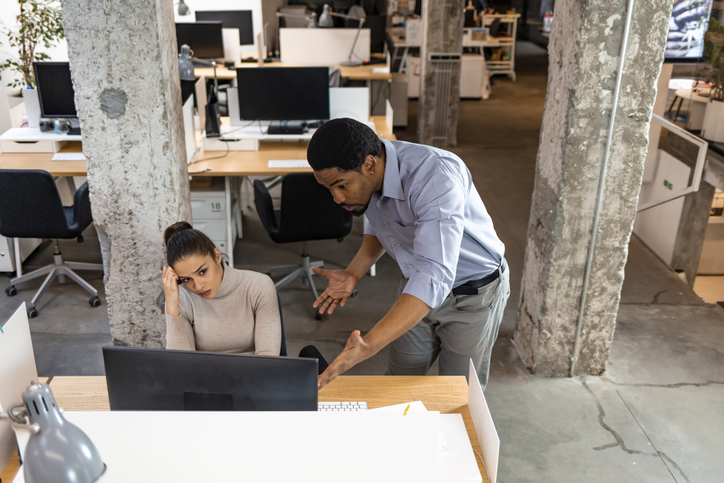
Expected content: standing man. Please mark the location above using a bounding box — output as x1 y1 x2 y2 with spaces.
308 118 509 390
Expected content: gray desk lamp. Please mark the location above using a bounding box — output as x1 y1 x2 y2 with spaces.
178 44 221 137
177 0 190 16
0 383 106 483
318 4 367 67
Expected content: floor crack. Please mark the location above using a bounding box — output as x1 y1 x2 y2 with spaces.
581 380 647 455
602 377 724 389
651 290 666 304
617 391 691 483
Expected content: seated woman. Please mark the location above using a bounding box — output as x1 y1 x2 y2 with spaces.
162 221 281 355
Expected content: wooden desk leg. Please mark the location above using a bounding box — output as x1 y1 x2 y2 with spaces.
667 95 679 117
674 97 684 122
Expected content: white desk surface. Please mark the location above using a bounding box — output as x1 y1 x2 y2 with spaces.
0 127 82 142
13 411 443 483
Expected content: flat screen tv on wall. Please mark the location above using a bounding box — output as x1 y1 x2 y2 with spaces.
665 0 715 62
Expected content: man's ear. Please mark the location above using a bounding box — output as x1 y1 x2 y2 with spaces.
364 154 377 175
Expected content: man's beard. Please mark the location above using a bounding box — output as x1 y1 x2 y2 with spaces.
351 204 369 217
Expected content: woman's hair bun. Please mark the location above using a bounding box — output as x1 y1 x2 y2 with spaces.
163 221 193 246
163 221 217 267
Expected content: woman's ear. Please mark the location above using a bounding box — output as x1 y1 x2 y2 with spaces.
214 247 222 264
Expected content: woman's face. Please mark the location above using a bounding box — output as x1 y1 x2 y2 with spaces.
172 248 224 299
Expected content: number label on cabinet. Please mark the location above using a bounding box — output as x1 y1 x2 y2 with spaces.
210 202 222 212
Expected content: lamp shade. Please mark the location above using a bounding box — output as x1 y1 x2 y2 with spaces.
22 383 106 483
178 44 196 81
177 0 190 16
318 4 334 27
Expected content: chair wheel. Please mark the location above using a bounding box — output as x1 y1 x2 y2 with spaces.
5 285 17 296
314 310 323 321
27 306 38 318
89 296 101 307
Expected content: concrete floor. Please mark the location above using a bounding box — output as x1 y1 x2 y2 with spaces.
1 42 723 482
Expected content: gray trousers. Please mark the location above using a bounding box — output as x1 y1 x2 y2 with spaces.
386 265 510 390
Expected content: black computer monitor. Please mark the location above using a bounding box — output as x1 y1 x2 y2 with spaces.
103 346 318 411
33 62 77 119
195 10 254 46
175 21 224 59
236 67 330 121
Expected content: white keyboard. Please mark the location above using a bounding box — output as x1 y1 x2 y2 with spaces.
52 152 86 161
318 401 368 412
268 159 310 169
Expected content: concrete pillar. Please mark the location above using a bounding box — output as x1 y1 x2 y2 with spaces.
513 0 673 376
61 0 191 347
417 0 463 148
671 182 716 287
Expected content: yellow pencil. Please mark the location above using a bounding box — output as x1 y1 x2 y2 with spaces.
403 404 410 416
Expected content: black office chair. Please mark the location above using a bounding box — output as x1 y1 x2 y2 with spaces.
0 170 103 318
254 173 353 309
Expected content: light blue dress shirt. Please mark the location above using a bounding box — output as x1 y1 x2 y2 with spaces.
364 140 505 309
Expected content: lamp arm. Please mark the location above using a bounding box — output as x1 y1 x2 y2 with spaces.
326 12 366 62
347 17 366 63
190 58 219 95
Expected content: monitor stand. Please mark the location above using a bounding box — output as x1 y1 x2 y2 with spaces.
267 122 307 135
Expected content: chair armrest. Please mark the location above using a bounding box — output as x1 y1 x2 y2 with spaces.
72 182 93 231
253 179 279 237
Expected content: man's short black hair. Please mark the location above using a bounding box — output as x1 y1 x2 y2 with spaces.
307 118 381 172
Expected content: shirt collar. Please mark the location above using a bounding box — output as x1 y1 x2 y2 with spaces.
380 139 404 201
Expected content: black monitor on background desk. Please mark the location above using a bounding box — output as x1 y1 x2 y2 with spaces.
175 21 224 59
102 346 318 411
33 62 77 119
195 10 254 46
236 66 330 121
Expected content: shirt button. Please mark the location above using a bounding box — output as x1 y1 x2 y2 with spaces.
404 265 409 269
395 242 400 247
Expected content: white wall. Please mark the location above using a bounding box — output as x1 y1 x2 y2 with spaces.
0 0 68 134
174 0 264 55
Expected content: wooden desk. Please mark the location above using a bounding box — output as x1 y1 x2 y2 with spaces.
0 117 394 268
1 375 486 482
196 62 392 82
0 117 394 177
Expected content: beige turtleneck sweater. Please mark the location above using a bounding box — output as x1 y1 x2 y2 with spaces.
165 267 281 355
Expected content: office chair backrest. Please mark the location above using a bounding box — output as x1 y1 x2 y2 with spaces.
279 173 353 243
0 169 82 239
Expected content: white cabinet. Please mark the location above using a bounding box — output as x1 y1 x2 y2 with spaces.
0 237 42 273
191 178 237 260
407 55 487 99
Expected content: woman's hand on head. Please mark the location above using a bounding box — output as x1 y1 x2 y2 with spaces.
162 266 181 317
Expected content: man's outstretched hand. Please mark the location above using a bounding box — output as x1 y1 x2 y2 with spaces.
317 330 372 389
311 267 358 315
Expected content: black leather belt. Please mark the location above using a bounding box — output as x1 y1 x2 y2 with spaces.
452 259 507 295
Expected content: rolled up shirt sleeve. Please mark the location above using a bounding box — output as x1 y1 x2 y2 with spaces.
402 164 467 309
